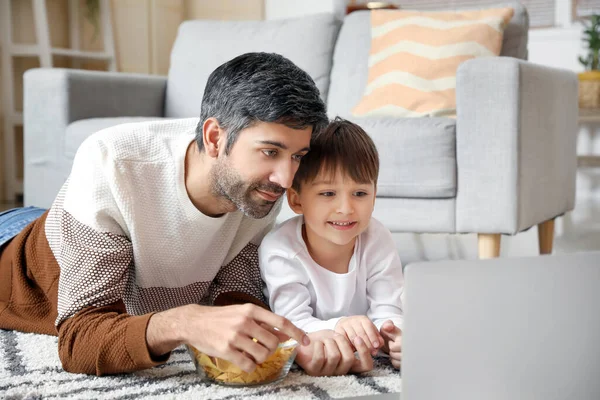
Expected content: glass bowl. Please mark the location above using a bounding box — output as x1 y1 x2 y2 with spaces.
187 339 298 386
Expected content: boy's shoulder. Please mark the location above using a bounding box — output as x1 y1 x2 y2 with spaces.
360 217 395 248
363 217 391 237
260 215 304 256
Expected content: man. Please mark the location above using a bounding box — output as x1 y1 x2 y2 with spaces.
0 53 373 377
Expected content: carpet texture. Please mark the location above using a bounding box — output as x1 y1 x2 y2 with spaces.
0 329 401 399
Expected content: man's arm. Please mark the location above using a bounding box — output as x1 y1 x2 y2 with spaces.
44 135 173 375
58 303 169 375
208 203 281 308
146 302 309 374
208 242 269 308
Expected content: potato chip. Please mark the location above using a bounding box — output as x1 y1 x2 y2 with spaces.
188 339 298 386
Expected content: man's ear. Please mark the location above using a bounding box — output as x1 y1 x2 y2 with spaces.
287 188 304 215
202 117 225 158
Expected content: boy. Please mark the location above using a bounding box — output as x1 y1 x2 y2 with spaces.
259 118 403 370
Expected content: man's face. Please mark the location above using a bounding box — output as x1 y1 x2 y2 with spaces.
210 122 312 218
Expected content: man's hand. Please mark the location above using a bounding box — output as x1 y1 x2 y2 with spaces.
379 320 402 369
147 303 309 373
295 330 374 376
335 316 384 356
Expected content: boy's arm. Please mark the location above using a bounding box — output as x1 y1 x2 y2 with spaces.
260 251 342 332
365 226 404 331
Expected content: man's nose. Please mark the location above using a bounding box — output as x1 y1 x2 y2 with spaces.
270 159 296 189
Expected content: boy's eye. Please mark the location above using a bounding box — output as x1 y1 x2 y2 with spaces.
262 149 277 157
319 191 335 197
355 191 368 197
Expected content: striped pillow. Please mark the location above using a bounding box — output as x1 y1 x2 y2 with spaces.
352 8 514 118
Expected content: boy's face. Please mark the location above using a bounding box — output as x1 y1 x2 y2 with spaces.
211 121 312 218
288 169 376 247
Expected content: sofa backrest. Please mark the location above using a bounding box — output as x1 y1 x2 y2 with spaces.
165 14 340 118
327 2 529 117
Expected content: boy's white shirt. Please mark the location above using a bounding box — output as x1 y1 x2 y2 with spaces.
259 215 404 333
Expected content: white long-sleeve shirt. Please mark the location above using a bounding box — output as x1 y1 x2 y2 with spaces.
259 215 404 333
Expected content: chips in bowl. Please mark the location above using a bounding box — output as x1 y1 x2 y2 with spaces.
187 339 298 386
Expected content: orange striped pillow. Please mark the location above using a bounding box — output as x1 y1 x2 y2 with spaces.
352 7 514 118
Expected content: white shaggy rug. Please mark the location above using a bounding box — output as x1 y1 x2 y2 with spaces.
0 329 401 399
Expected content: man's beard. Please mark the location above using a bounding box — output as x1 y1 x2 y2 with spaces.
210 157 284 219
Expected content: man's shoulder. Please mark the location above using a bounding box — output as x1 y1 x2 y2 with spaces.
80 118 198 162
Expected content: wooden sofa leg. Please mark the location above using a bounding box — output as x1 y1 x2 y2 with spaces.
478 234 501 259
538 219 555 255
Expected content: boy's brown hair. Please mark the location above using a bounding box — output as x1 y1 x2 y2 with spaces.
292 117 379 192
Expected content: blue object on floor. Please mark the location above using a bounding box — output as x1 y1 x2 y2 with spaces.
0 206 46 248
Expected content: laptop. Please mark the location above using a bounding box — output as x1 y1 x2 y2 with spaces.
402 251 600 400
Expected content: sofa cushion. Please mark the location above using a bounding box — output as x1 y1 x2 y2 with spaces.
328 2 528 117
351 117 456 198
65 117 165 158
165 14 340 118
352 7 514 118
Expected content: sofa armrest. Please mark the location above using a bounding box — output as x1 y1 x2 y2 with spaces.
455 57 578 234
23 68 167 207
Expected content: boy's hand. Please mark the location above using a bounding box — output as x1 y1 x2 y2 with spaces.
335 316 384 356
380 320 402 369
148 303 309 374
295 330 374 376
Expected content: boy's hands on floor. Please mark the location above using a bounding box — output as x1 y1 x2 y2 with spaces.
335 316 384 356
295 329 374 376
379 320 402 369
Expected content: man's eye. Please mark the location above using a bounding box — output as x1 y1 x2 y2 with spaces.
320 192 335 197
292 154 304 162
262 149 277 157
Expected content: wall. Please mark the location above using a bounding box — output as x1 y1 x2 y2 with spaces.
526 2 600 197
0 0 264 201
112 0 263 76
185 0 263 21
1 0 70 202
265 0 344 20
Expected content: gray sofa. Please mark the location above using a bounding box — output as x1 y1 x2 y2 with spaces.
23 3 578 258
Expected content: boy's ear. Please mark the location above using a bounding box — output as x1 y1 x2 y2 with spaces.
287 188 304 214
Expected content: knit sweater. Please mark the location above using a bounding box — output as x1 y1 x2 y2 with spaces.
0 118 279 375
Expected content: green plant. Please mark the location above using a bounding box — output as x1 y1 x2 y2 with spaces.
84 0 100 42
579 15 600 70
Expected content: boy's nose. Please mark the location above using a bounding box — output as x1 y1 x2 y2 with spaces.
336 196 354 214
